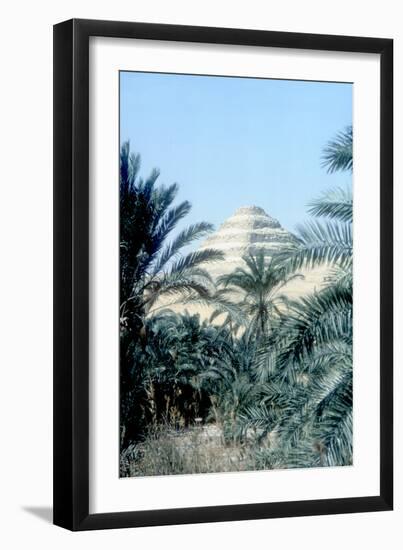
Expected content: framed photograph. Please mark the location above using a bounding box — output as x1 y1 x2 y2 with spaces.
53 19 393 530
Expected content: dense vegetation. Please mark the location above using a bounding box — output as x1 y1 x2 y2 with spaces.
119 126 353 477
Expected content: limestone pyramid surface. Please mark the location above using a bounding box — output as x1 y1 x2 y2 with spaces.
198 205 327 301
198 205 299 280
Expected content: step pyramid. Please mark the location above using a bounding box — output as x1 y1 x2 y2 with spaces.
151 206 328 319
198 205 300 280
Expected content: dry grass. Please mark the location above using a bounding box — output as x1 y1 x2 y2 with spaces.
122 423 273 477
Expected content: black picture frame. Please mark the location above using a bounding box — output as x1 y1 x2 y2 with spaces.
53 18 393 531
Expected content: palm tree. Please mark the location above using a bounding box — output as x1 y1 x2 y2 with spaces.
200 330 262 444
240 243 353 467
270 275 353 467
120 142 224 447
120 142 224 330
276 130 353 467
137 312 231 424
239 128 354 468
216 250 302 338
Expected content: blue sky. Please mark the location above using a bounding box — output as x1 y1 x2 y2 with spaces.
120 71 352 237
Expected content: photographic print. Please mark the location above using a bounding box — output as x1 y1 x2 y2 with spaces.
53 20 392 529
119 71 353 478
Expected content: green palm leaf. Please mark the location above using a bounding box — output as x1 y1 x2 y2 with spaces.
308 187 353 222
321 126 353 173
152 222 214 275
279 220 352 273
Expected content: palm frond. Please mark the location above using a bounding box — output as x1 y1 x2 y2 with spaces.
279 220 352 274
238 404 277 434
151 201 192 254
169 248 224 275
308 187 353 222
152 222 214 275
321 126 353 173
319 409 353 466
207 295 248 328
275 284 352 374
152 183 178 218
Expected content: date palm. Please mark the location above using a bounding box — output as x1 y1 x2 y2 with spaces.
216 250 302 338
120 142 224 446
240 129 354 468
120 142 223 330
270 277 353 467
136 312 231 423
274 177 353 467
